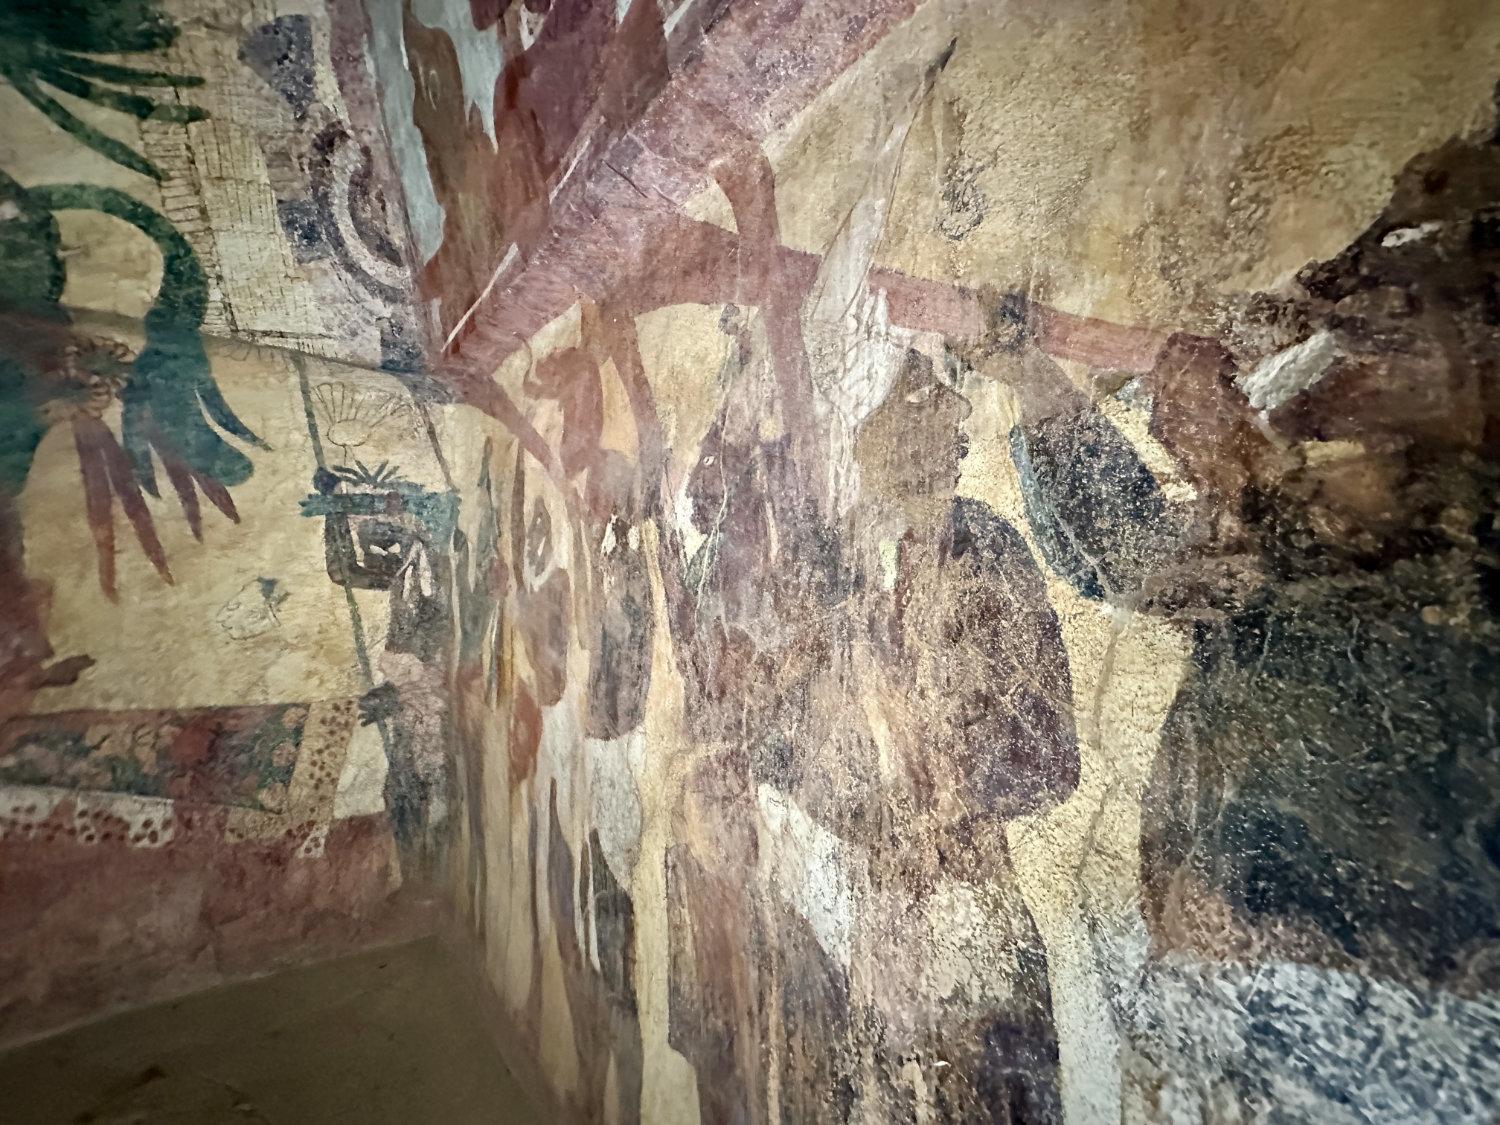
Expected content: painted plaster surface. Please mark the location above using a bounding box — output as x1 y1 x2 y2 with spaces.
358 0 1500 1122
0 0 427 371
0 0 465 1041
0 307 467 1040
5 0 1500 1122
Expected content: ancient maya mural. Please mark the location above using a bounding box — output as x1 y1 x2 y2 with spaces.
2 0 1500 1121
0 0 450 1043
297 352 462 866
371 1 1500 1122
0 0 262 705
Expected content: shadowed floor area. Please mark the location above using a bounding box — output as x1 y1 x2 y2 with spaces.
0 937 539 1125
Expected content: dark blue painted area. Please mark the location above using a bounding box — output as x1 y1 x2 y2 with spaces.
1149 560 1500 988
239 15 317 119
277 198 329 263
1009 407 1179 603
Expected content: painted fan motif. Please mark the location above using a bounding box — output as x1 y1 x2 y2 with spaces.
313 380 413 461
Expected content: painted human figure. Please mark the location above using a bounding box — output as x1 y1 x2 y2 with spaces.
309 462 456 868
665 313 1078 1121
666 304 829 1125
506 445 571 787
847 349 1076 1123
547 781 644 1125
506 308 652 1124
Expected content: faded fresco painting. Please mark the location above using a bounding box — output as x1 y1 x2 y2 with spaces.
0 0 458 1042
0 312 468 1038
0 0 425 367
4 0 1500 1120
0 319 468 1038
366 0 1500 1123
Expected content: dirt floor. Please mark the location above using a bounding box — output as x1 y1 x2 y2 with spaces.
0 937 540 1124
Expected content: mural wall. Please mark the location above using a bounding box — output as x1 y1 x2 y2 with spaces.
0 0 429 370
368 0 1500 1123
6 0 1500 1121
0 0 455 1044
